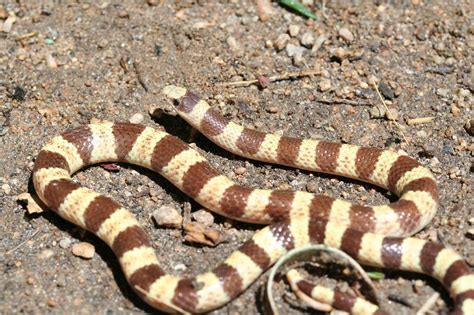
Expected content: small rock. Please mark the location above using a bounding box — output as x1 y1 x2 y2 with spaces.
173 263 187 272
117 10 129 18
300 32 314 48
71 242 95 259
47 298 57 307
2 183 11 194
275 34 290 50
436 88 449 98
378 82 395 100
192 209 214 226
39 249 54 259
465 119 474 136
226 36 241 52
369 105 386 118
46 52 57 68
129 113 144 124
413 279 425 292
147 0 159 5
0 6 8 19
467 228 474 239
288 25 300 37
59 238 72 249
234 166 247 175
2 15 15 33
18 192 43 214
152 205 183 228
385 108 399 120
319 79 332 92
306 181 318 193
286 43 304 57
339 27 354 42
266 106 279 113
469 217 474 225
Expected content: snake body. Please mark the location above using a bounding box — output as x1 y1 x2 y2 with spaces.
32 86 474 314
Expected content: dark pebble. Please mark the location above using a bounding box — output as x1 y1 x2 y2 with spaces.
378 82 395 100
10 86 26 101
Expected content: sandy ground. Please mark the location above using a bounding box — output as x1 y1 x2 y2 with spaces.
0 1 473 314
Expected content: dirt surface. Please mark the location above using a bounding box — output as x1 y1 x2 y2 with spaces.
1 1 473 314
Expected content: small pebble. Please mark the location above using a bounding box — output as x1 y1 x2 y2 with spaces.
71 242 95 259
234 166 247 175
2 15 15 33
226 36 240 52
288 24 300 37
59 238 72 249
338 27 354 42
266 106 279 113
385 108 399 120
469 217 474 225
129 113 144 124
39 249 54 259
286 43 305 58
378 82 395 100
192 209 214 226
173 263 187 272
300 32 314 48
319 79 332 92
117 10 129 18
2 183 11 194
46 52 57 68
152 205 183 228
369 105 386 118
306 182 318 193
467 228 474 238
465 119 474 136
275 34 290 50
47 298 57 307
147 0 159 5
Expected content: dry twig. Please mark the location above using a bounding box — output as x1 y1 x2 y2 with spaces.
416 292 440 315
218 69 320 87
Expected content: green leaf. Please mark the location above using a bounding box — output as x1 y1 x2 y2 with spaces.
367 271 385 280
278 0 317 20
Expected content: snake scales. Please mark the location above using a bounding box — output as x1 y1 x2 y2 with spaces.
32 85 473 314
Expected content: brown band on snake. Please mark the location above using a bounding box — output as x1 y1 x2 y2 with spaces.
340 228 364 259
444 261 472 288
380 237 403 269
333 289 358 313
112 123 146 160
316 141 341 173
387 155 421 193
61 125 93 164
236 128 266 156
129 264 165 292
277 137 303 166
112 226 151 258
151 135 189 171
220 185 252 218
402 177 439 201
43 179 80 211
355 147 382 181
213 264 244 298
238 240 271 270
389 200 421 234
201 108 229 137
349 204 376 232
178 91 201 113
172 278 199 312
182 161 220 197
420 242 445 275
265 190 294 221
84 195 121 232
33 150 70 173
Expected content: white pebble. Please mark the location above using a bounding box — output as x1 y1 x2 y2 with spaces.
192 209 214 226
129 113 144 124
288 25 300 37
71 242 95 259
275 33 290 50
319 79 332 92
300 32 314 48
339 27 354 42
152 205 183 228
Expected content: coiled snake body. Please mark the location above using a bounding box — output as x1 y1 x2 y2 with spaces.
32 86 474 314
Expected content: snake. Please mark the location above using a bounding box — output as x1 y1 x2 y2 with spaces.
32 85 474 314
